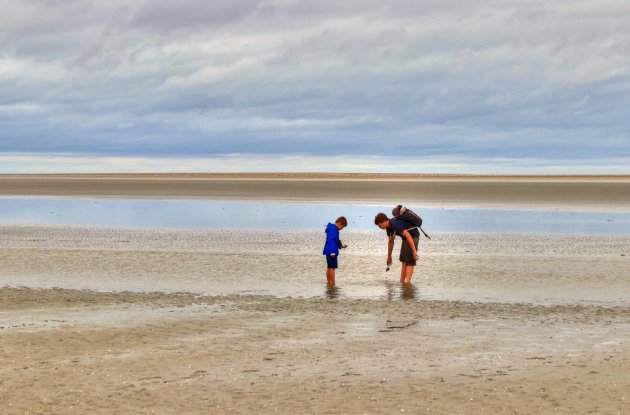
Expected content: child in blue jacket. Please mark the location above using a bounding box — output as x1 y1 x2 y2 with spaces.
323 216 348 286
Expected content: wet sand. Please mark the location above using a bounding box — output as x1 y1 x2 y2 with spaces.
2 226 630 305
1 287 629 414
2 175 630 413
2 173 630 209
1 226 630 413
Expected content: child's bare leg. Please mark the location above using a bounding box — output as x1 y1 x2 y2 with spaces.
327 268 335 286
400 263 407 283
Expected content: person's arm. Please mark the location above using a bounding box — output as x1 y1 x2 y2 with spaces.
401 230 419 260
387 233 395 266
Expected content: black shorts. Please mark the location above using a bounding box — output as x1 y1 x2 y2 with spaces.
326 254 338 269
399 236 419 266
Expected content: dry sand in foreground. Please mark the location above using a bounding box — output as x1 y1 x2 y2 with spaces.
1 287 628 414
1 173 630 208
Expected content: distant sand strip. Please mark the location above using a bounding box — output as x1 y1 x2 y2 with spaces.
1 174 630 209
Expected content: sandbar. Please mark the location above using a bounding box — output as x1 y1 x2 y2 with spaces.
1 173 630 209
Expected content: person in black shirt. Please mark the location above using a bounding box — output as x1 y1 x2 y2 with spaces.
374 212 420 284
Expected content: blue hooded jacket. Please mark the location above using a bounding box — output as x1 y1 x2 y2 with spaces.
322 222 341 255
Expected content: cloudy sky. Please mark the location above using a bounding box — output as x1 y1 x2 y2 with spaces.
1 0 629 173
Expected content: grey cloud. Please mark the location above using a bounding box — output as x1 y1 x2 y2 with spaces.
1 0 630 170
127 0 261 31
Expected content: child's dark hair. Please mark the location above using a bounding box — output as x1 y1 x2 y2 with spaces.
374 212 388 225
335 216 348 227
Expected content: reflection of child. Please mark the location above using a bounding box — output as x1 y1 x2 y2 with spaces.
322 216 348 286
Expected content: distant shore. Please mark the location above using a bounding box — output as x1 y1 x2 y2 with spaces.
1 173 629 209
2 172 630 180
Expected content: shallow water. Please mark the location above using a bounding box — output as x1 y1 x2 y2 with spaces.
2 226 629 306
2 198 629 305
2 197 630 234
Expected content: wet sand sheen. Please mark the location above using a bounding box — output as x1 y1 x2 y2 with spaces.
1 287 629 414
2 226 629 304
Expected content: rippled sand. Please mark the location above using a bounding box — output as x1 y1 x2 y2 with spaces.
2 287 629 414
1 225 630 413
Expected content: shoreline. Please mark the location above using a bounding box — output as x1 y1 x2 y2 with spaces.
3 286 630 313
3 195 629 212
3 286 630 320
2 172 630 180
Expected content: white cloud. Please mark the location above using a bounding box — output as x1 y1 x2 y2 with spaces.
2 153 629 175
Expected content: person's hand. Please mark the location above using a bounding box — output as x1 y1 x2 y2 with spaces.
342 244 348 249
387 256 393 266
414 252 419 260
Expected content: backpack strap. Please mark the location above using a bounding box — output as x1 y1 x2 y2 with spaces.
405 226 431 239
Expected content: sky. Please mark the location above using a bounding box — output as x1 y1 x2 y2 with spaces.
1 0 629 174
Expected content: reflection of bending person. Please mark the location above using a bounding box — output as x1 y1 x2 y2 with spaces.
374 212 420 284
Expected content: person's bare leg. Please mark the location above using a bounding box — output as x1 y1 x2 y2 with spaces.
327 268 335 286
400 263 407 283
403 265 414 284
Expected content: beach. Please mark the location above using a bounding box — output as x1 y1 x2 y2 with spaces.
2 287 629 414
1 174 630 414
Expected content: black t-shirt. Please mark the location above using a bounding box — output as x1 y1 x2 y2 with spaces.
387 218 420 238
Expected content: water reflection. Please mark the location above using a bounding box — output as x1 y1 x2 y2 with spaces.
384 280 417 300
326 285 341 299
401 284 417 300
1 197 630 234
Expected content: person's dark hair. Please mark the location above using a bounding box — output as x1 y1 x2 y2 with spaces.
335 216 348 227
374 212 388 225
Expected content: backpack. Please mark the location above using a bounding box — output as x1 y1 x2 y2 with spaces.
392 205 431 239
